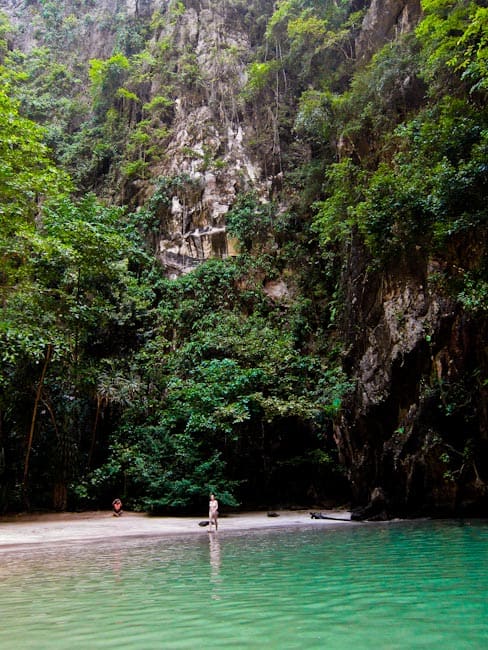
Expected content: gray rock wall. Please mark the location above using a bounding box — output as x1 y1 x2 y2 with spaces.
335 234 488 516
356 0 422 60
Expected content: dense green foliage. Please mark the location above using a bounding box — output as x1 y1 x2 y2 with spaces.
0 0 487 514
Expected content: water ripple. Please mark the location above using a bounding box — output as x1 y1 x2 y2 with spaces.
0 520 487 649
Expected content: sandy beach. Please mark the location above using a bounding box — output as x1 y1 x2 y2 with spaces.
0 509 353 549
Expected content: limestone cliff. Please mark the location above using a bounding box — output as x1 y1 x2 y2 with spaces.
1 0 422 276
336 232 488 517
141 0 272 275
356 0 421 60
0 0 275 274
328 0 488 517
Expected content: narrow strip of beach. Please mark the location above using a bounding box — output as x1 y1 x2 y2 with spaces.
0 509 352 549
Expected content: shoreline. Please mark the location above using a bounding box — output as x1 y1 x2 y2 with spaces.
0 509 353 550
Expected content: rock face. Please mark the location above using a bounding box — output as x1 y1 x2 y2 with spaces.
1 0 140 58
145 1 271 273
336 234 488 517
356 0 422 60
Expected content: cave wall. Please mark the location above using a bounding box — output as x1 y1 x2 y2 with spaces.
335 232 488 516
142 1 274 273
330 0 488 518
356 0 422 60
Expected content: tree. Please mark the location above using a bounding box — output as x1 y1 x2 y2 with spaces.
0 73 70 227
1 187 155 509
85 276 351 511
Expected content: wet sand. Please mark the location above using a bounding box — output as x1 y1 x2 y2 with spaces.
0 509 352 549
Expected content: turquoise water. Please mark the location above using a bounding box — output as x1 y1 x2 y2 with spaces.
0 520 487 649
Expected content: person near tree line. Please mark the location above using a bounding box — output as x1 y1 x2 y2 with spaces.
112 498 123 516
209 493 219 531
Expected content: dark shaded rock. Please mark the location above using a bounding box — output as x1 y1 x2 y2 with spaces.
310 511 326 519
335 228 488 518
351 487 390 521
356 0 422 61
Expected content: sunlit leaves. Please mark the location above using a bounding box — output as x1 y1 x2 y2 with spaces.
312 158 363 248
225 191 276 251
294 89 333 145
417 1 488 93
0 81 70 225
243 60 281 100
88 53 130 93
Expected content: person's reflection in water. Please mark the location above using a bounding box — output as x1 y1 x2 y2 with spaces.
209 533 222 599
112 549 123 582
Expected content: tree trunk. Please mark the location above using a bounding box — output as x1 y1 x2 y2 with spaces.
52 482 67 511
88 394 103 468
22 344 52 509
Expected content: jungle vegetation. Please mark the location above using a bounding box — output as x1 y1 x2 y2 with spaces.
0 0 486 513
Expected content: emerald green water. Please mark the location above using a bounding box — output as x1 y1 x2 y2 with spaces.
0 520 487 649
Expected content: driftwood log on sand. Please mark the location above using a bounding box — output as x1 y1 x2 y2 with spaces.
310 512 352 522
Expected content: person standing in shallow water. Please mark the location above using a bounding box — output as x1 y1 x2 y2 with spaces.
209 493 219 531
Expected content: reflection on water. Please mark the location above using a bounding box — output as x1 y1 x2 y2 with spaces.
209 532 221 600
0 520 487 649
